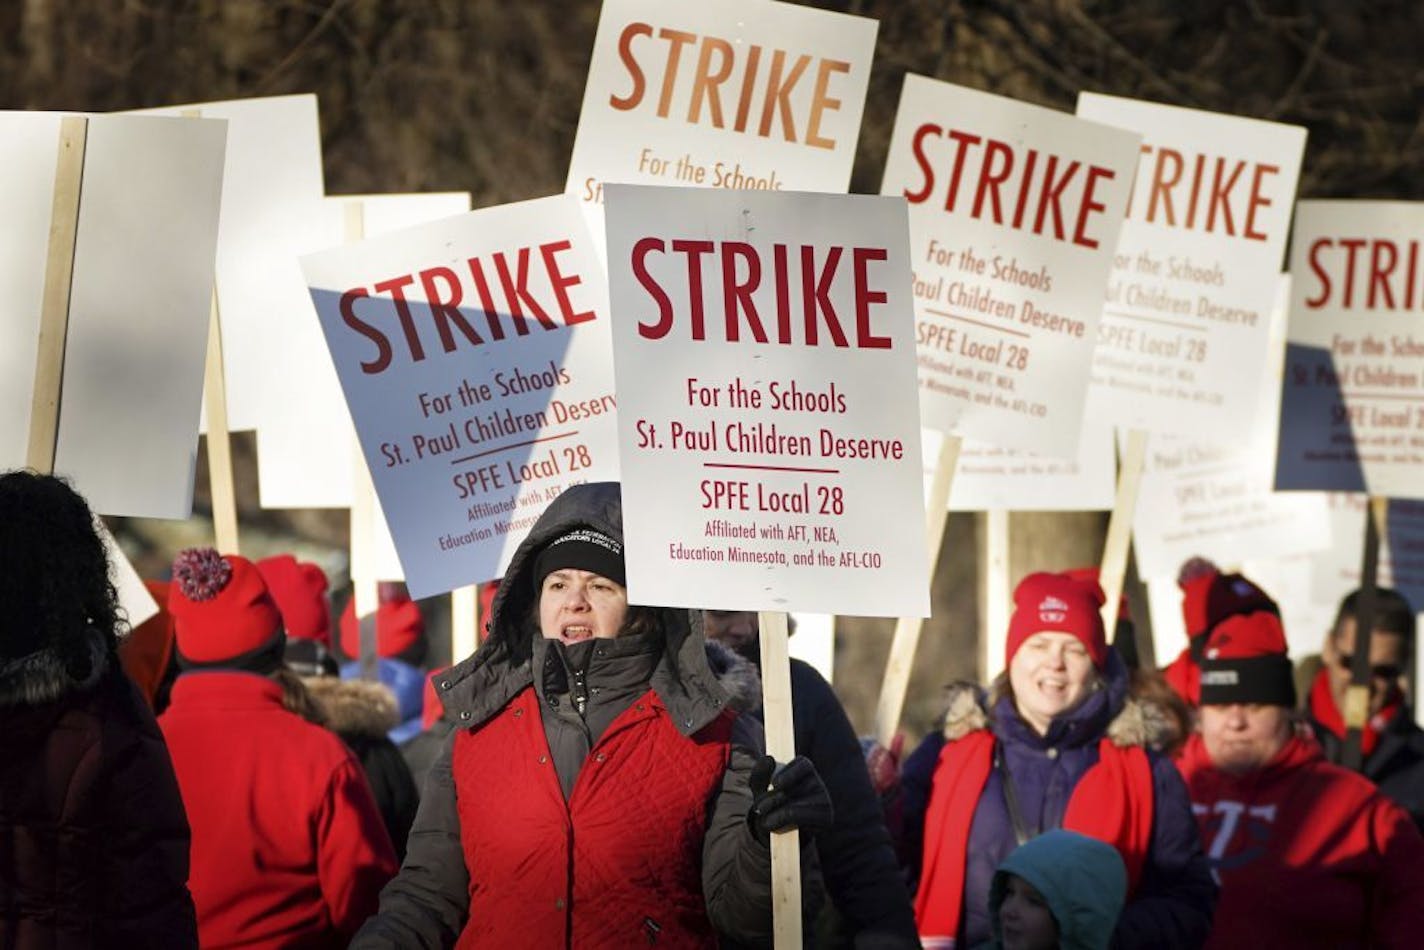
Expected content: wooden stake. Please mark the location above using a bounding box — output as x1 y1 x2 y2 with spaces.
875 434 962 746
1099 429 1148 635
451 585 480 662
179 107 240 554
1343 495 1388 771
26 116 88 474
339 199 380 681
757 610 801 949
980 509 1011 681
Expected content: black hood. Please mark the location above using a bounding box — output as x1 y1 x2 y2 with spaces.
433 482 732 735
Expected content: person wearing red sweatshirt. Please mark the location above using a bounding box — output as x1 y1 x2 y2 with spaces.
160 548 398 949
1177 609 1424 949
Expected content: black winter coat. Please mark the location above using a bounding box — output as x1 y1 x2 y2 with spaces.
0 630 197 949
732 652 919 950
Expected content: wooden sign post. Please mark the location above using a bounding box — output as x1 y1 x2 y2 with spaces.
1342 496 1389 771
1099 429 1149 634
757 610 800 947
180 107 240 555
451 584 480 662
25 116 87 475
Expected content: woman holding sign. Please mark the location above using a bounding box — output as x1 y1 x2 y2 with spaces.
352 482 833 948
912 572 1216 949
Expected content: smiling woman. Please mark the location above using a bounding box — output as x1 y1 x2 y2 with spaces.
909 571 1216 950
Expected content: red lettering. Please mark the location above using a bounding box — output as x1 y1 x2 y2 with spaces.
340 288 392 375
632 237 672 339
903 123 942 205
971 139 1014 224
1304 238 1332 308
1073 166 1114 250
1369 240 1398 310
372 275 424 363
493 248 556 335
758 49 811 142
853 247 890 350
1146 147 1183 227
419 266 483 353
1205 159 1244 236
609 23 652 111
801 246 849 347
1243 164 1277 242
1033 156 1081 242
540 240 596 326
672 239 715 340
721 242 767 343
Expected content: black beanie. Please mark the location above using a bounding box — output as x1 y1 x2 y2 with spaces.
532 528 626 592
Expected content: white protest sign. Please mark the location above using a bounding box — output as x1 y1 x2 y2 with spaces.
1275 201 1424 499
884 77 1139 456
605 184 928 617
567 0 876 260
921 425 1115 512
1311 494 1424 610
1133 279 1331 578
302 195 620 598
258 192 473 512
102 522 160 629
1076 94 1305 441
0 112 226 517
132 96 326 434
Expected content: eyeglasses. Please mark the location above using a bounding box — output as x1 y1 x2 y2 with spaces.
1336 654 1403 680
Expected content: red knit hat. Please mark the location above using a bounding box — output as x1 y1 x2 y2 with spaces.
1199 611 1295 706
339 587 426 662
1178 558 1278 641
1006 572 1109 668
256 554 332 646
168 548 285 671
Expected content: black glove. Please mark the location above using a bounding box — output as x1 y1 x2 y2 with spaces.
748 754 834 841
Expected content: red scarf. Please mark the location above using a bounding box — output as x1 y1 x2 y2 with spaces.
1308 667 1401 759
915 730 1155 946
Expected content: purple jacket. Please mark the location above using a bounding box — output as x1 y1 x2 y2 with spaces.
905 654 1215 949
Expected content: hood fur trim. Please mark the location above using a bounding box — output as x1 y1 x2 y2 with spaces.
941 679 1170 749
0 628 108 708
703 640 762 713
303 676 400 738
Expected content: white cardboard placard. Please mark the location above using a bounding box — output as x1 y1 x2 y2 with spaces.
921 424 1115 512
0 112 226 518
1133 279 1330 577
1312 494 1424 610
258 192 473 512
567 0 876 260
1076 94 1305 442
131 96 326 434
302 195 619 599
605 184 928 617
103 522 159 630
1275 201 1424 498
884 77 1140 457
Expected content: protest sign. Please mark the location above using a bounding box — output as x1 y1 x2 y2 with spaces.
1075 94 1305 442
302 194 619 598
1276 201 1424 499
921 426 1116 512
567 0 876 259
885 77 1140 457
259 192 473 511
0 111 226 517
604 184 928 618
133 96 326 435
1133 280 1331 578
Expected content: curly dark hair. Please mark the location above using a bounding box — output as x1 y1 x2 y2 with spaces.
0 470 121 677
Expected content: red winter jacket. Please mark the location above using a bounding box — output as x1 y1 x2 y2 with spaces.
159 672 398 948
451 685 732 948
1178 732 1424 949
